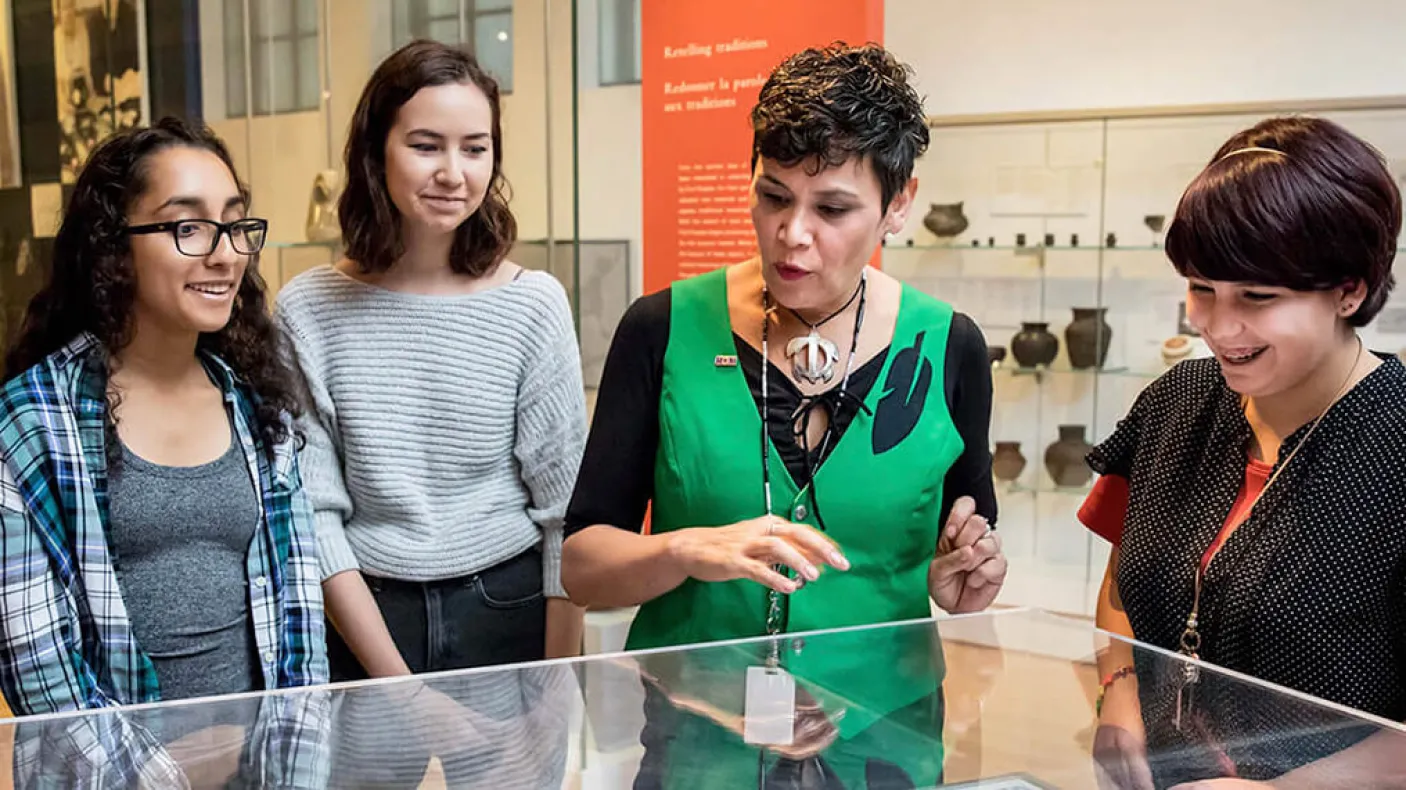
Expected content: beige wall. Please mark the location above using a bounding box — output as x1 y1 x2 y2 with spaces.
198 0 1402 297
885 0 1406 118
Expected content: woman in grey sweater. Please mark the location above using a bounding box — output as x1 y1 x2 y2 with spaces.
275 42 587 686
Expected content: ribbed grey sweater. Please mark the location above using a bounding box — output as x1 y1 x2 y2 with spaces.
274 266 587 598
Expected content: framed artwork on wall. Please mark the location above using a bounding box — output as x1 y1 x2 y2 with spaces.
52 0 145 183
0 0 21 187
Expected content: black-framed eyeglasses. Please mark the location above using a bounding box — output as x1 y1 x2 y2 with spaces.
125 218 269 257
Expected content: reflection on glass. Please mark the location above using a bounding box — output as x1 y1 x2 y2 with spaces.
1 610 1401 788
599 0 642 86
388 1 514 92
473 10 512 92
223 0 320 117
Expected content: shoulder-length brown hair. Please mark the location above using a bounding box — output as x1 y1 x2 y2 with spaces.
338 39 515 276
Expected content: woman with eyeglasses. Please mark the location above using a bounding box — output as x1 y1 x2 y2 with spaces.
0 117 326 783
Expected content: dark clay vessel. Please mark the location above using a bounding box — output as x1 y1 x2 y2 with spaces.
992 442 1027 482
1045 425 1093 488
923 203 969 238
1065 307 1112 369
1010 322 1059 368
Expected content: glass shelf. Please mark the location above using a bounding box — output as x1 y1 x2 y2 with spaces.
884 244 1406 253
883 243 1165 252
993 363 1164 380
1002 480 1093 497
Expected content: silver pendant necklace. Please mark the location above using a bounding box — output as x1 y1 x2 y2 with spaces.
759 273 868 647
781 273 867 385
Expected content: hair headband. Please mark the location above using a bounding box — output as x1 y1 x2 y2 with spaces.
1218 146 1288 161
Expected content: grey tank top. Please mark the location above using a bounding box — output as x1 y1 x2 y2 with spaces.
108 416 262 701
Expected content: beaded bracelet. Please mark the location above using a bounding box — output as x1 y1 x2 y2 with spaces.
1095 665 1136 716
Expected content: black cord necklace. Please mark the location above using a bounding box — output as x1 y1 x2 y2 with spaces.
781 277 865 385
759 270 868 641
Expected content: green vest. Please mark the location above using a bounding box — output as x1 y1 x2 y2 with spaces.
625 268 964 787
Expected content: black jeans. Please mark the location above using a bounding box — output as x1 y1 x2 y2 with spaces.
327 548 549 789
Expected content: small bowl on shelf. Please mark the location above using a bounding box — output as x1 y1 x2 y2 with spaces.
1161 335 1210 366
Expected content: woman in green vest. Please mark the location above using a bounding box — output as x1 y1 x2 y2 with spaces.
562 43 1007 788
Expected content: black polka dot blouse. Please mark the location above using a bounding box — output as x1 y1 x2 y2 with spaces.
1087 354 1406 784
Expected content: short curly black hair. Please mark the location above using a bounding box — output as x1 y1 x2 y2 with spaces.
750 42 930 209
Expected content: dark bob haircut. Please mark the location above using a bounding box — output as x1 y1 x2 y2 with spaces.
339 39 515 277
1165 115 1401 327
751 42 930 210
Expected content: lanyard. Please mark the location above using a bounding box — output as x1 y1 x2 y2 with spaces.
1173 337 1363 733
758 271 867 640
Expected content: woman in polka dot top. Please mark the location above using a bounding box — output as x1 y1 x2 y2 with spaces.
1082 116 1406 789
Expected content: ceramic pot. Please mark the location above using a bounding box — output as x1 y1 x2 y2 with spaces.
1045 425 1093 488
923 202 969 238
1010 322 1059 368
987 345 1008 366
992 442 1027 482
1162 335 1211 366
1161 335 1194 366
1065 307 1113 369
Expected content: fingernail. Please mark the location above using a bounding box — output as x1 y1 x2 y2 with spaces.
803 564 819 581
831 552 850 570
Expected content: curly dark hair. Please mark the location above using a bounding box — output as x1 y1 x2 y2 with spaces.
339 39 516 277
751 42 930 209
1166 115 1401 327
3 116 300 456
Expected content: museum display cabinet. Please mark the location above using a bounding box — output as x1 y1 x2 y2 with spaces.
885 102 1406 616
3 607 1401 789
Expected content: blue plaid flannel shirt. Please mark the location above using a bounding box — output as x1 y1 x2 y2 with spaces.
0 334 330 788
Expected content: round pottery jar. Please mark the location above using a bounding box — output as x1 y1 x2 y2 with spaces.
1044 425 1093 488
923 203 969 238
992 442 1027 482
1010 322 1059 368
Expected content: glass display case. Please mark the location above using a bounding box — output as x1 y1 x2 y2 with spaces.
512 238 632 388
888 104 1406 617
3 607 1400 789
